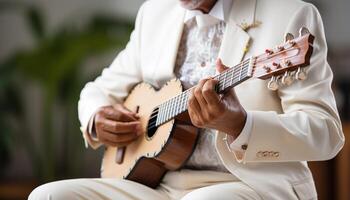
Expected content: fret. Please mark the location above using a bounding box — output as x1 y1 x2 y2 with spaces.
170 98 175 120
173 96 178 117
239 62 243 81
175 95 181 116
219 73 225 91
229 69 234 86
233 64 241 86
165 100 169 123
223 72 227 89
175 96 179 117
179 93 184 113
156 106 161 125
181 92 188 112
168 99 173 121
184 91 190 111
159 104 165 124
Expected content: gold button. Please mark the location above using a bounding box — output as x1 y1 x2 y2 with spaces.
256 151 263 158
262 151 268 157
273 152 280 157
241 144 248 150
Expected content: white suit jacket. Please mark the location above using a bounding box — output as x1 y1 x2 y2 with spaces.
78 0 345 199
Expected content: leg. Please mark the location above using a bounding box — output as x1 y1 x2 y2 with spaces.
181 182 261 200
28 178 169 200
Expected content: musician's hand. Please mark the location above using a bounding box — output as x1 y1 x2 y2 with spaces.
94 104 142 147
188 59 247 138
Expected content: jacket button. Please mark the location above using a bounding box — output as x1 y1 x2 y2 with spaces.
273 152 280 157
241 144 248 150
262 151 268 157
268 151 274 157
256 151 263 158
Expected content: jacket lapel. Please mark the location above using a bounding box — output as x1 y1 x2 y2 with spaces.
153 5 185 88
219 0 257 67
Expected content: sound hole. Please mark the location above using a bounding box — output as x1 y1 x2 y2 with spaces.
147 107 159 139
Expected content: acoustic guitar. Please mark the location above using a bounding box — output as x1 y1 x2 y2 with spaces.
101 27 315 188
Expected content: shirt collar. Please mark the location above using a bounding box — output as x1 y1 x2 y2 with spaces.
184 0 233 28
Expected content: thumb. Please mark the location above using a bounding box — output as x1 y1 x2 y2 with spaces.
216 59 229 73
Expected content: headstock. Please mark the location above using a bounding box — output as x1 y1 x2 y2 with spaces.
250 27 315 90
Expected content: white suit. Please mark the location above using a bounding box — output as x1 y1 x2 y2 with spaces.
33 0 345 199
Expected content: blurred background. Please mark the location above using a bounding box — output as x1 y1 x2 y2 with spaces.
0 0 349 199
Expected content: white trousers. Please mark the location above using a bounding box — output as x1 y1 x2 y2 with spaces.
28 169 261 200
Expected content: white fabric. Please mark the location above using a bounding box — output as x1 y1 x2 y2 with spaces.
29 169 261 200
78 0 345 199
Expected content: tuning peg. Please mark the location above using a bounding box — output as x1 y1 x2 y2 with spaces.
295 67 307 80
283 60 292 67
265 49 274 55
272 62 281 69
281 71 294 85
284 33 294 42
299 27 310 36
267 76 279 91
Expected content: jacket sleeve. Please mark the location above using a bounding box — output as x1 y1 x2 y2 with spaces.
78 3 147 149
240 4 344 163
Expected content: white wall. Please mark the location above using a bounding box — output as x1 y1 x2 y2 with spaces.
306 0 350 50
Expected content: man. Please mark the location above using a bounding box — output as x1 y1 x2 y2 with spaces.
29 0 345 199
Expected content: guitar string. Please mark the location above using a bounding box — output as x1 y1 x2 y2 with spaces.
149 64 250 127
148 59 250 125
150 65 249 122
150 45 306 127
153 60 250 116
148 66 249 124
154 65 249 123
147 66 250 129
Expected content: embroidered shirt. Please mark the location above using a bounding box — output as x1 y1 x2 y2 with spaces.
175 0 252 171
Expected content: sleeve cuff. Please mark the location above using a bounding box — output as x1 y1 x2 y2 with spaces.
225 111 253 152
81 110 102 149
87 112 99 142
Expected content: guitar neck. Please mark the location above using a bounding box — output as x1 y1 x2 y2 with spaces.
155 58 254 126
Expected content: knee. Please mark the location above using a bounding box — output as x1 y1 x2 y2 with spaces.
28 180 78 200
181 187 219 200
181 184 259 200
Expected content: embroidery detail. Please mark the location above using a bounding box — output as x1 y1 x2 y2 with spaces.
240 20 262 32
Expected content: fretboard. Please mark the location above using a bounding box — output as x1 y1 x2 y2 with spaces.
155 58 253 126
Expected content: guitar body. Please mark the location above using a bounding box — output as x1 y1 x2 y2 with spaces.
101 79 199 188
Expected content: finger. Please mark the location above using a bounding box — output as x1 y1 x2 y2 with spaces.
115 104 140 119
188 107 204 127
202 79 221 105
99 137 119 147
216 59 229 73
102 120 141 134
194 79 209 106
189 92 202 112
222 88 239 102
101 130 139 143
188 94 204 127
104 107 138 122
